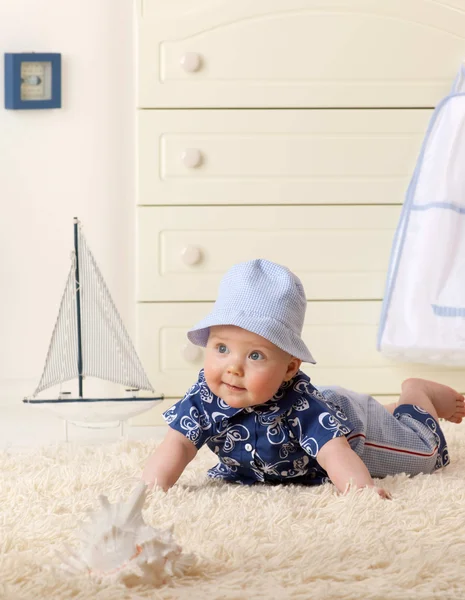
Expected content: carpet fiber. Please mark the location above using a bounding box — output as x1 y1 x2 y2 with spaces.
2 422 465 600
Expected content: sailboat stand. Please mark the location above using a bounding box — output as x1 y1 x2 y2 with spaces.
23 218 163 441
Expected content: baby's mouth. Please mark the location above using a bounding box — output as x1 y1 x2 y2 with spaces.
223 382 246 392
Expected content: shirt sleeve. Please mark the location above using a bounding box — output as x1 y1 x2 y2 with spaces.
162 371 214 450
287 387 353 458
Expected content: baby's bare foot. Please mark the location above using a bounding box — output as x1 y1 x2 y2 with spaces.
403 378 465 423
447 395 465 423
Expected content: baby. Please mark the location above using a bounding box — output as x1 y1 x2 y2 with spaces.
142 259 465 498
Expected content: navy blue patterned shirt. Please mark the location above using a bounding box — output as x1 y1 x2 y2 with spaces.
163 369 354 485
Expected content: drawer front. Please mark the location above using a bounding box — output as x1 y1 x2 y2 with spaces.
137 205 400 302
137 302 465 399
137 0 465 108
138 109 431 206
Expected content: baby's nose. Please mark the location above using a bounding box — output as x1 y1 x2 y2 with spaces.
227 363 243 376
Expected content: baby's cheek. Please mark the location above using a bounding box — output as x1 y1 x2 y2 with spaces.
203 355 214 379
204 365 220 394
254 372 282 402
249 373 281 402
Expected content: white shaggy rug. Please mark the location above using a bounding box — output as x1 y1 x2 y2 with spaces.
2 423 465 600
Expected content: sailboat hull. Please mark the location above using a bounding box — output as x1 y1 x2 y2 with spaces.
23 396 163 404
22 396 164 426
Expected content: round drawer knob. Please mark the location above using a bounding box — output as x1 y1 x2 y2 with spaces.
181 245 203 266
181 148 202 168
180 52 202 72
182 343 202 363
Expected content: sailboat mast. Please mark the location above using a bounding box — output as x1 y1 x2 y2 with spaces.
73 217 84 398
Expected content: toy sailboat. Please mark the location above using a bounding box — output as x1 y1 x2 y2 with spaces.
23 218 163 433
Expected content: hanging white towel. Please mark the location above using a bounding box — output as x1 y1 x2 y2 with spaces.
378 64 465 365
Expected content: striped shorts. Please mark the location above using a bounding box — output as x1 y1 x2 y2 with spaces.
319 386 449 478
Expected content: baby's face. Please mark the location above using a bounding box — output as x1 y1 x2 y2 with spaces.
204 325 301 408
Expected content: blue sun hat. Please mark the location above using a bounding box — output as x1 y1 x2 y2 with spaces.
187 259 316 363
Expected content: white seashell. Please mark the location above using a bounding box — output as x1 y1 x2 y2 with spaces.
59 481 195 586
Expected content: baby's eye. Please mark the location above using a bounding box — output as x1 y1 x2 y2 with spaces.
249 351 264 361
217 344 229 354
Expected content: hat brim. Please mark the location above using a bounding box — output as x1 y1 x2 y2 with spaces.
187 311 316 364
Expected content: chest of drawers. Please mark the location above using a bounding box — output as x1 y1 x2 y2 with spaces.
134 0 465 424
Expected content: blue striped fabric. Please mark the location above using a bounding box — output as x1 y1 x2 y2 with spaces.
432 304 465 317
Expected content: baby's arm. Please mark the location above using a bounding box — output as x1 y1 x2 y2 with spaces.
316 436 390 499
142 428 198 492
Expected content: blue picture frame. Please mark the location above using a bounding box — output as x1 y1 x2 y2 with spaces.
4 52 61 110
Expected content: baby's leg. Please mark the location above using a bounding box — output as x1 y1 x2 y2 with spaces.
385 378 465 423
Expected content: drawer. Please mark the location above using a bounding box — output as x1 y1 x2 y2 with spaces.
137 205 400 302
137 302 465 398
138 109 431 206
137 0 465 108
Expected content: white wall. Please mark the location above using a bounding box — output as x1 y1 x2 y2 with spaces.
0 1 135 405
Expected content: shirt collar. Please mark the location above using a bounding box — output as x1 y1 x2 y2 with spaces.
251 371 311 417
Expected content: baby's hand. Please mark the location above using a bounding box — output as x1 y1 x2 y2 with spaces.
374 487 392 500
357 485 392 499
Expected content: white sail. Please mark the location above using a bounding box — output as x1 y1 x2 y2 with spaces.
33 223 154 397
33 266 80 395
